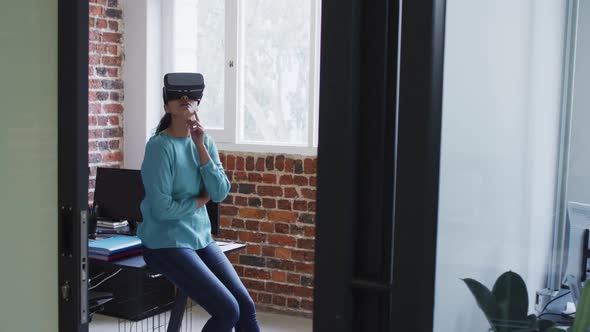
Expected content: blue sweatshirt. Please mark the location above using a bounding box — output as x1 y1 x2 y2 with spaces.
137 132 230 250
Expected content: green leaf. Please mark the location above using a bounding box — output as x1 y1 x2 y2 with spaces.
491 271 529 323
572 283 590 332
462 278 500 329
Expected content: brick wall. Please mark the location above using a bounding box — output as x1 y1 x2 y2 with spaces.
88 0 125 202
216 152 317 317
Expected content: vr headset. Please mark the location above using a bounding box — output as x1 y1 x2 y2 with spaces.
162 72 205 104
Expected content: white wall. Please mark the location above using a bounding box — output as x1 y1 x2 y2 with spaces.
122 0 163 170
0 0 58 331
434 0 566 330
567 0 590 204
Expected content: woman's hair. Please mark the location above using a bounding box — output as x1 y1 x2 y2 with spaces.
155 113 172 134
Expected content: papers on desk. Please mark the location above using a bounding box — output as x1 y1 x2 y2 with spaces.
89 235 142 256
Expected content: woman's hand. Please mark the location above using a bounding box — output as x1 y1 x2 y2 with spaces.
188 110 205 147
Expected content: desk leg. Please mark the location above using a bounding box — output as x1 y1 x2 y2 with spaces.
167 289 188 332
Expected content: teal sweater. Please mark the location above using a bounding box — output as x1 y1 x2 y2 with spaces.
137 132 230 250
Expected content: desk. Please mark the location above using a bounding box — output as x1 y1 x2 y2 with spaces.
90 241 246 332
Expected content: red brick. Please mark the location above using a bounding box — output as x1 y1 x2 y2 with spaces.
294 160 304 174
266 282 293 295
275 247 291 259
267 211 297 223
301 188 316 200
260 223 274 233
96 116 108 126
89 116 98 126
293 176 308 186
255 157 265 171
234 196 248 206
304 226 315 237
246 156 255 170
220 205 238 216
243 279 265 291
287 273 300 284
274 223 290 234
295 262 314 274
231 219 244 228
103 151 122 162
246 244 261 255
245 220 259 231
102 32 122 43
96 18 108 29
108 20 119 31
238 208 266 219
218 229 238 240
248 291 257 302
268 234 296 247
278 200 291 210
308 201 316 212
294 286 313 298
257 186 282 197
103 104 123 113
297 239 315 249
262 174 276 184
262 246 275 257
226 155 236 170
275 155 285 171
272 271 286 282
310 176 317 186
284 187 299 198
290 225 305 236
239 231 266 243
265 156 275 170
101 56 122 66
291 250 315 262
303 158 317 174
285 158 294 172
244 267 270 280
279 175 293 185
236 156 245 170
262 198 276 209
234 171 247 181
109 116 119 125
247 173 262 182
89 4 103 16
220 217 231 227
293 200 307 211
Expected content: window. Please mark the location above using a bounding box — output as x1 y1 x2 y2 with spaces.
163 0 321 154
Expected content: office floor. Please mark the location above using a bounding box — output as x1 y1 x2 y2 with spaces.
89 306 312 332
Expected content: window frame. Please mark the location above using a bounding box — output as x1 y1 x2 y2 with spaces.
163 0 321 156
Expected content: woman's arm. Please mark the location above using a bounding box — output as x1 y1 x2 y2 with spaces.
197 137 231 203
142 140 198 219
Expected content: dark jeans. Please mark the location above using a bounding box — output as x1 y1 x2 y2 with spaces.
143 242 260 332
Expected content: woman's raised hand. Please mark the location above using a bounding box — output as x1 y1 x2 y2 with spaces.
188 110 205 146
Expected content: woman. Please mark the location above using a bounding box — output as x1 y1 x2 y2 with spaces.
137 79 260 332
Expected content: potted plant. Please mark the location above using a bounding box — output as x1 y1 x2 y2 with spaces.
463 271 555 332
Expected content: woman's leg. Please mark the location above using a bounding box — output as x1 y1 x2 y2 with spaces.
198 242 261 332
143 247 240 332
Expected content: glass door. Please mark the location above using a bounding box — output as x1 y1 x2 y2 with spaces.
432 0 590 331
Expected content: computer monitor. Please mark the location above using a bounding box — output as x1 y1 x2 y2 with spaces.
563 201 590 305
93 167 220 235
94 167 145 224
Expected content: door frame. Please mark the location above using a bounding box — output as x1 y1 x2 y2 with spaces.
58 0 89 331
313 0 446 331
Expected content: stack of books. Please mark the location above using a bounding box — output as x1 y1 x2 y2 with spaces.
97 219 128 229
89 235 143 261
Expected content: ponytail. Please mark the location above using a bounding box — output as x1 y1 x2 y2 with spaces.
155 113 172 134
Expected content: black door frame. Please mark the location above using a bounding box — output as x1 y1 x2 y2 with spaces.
59 0 446 331
58 0 89 331
314 0 446 331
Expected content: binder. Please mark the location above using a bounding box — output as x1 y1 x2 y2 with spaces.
89 235 142 256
